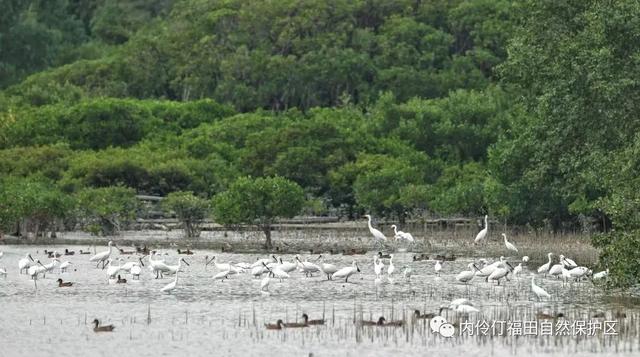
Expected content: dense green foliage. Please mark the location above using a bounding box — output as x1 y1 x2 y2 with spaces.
74 186 138 235
1 0 639 285
212 176 305 248
162 191 209 238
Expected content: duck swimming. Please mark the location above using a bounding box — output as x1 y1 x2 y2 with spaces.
265 319 284 330
57 278 73 287
92 319 115 332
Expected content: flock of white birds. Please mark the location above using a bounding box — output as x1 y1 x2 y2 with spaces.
0 214 609 313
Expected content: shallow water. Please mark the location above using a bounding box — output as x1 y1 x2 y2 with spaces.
0 245 637 357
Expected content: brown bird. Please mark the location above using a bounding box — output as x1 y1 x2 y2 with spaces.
116 275 127 284
265 319 284 330
302 313 324 326
78 250 91 255
177 249 194 255
360 316 387 326
93 319 115 332
414 308 444 320
57 278 73 287
64 249 75 256
536 312 564 320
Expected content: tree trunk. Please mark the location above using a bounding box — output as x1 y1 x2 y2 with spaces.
263 226 272 250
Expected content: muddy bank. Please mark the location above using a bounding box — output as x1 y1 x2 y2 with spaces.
0 225 600 266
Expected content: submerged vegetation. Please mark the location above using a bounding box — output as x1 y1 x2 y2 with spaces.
0 1 639 287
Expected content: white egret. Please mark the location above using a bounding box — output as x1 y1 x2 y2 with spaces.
41 258 59 277
260 275 270 294
391 225 414 242
434 259 443 276
475 259 502 277
502 233 518 252
531 276 551 300
373 255 384 279
456 263 480 284
364 215 387 246
387 254 395 282
106 258 124 279
89 241 116 268
332 261 360 282
548 256 565 279
522 256 530 262
537 253 553 275
402 266 413 282
512 263 522 277
131 264 142 280
18 253 34 274
161 271 178 293
474 215 489 243
317 255 338 280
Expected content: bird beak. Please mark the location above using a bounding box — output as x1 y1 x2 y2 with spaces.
356 263 361 272
315 255 322 261
139 258 145 267
182 259 190 266
272 255 278 262
472 264 480 272
29 254 34 261
506 262 514 270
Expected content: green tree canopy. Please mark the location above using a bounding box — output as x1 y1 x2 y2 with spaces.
212 176 304 249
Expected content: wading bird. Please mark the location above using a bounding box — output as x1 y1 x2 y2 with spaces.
456 263 480 284
502 233 518 252
364 214 387 247
89 241 116 269
537 253 553 276
161 271 178 293
332 261 360 282
317 255 338 280
18 253 34 274
391 225 414 243
474 215 489 244
531 276 551 300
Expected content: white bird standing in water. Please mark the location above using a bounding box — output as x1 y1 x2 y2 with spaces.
387 254 395 283
456 263 479 284
512 263 522 277
131 263 142 280
434 260 443 276
391 225 414 242
18 253 34 274
332 261 361 282
89 241 116 268
364 215 387 247
502 233 518 252
317 255 338 280
402 266 413 282
537 253 553 275
474 215 489 243
161 271 178 293
59 261 72 273
373 255 384 279
531 276 551 300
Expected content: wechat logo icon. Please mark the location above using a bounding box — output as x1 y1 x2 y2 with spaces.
430 315 455 338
